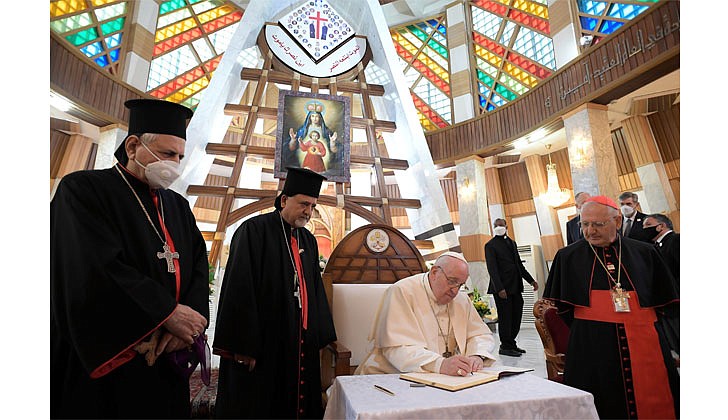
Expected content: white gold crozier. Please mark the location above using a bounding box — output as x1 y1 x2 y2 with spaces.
157 243 179 273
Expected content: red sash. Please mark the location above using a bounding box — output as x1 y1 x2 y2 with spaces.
291 235 309 329
575 290 674 419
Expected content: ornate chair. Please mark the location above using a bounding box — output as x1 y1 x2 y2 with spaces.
533 298 570 382
320 224 428 397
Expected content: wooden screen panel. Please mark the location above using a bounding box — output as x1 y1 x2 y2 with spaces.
385 184 406 217
648 103 680 163
503 199 536 217
195 175 229 210
440 178 459 213
498 163 533 204
664 159 680 180
611 127 638 176
619 173 641 192
50 129 71 179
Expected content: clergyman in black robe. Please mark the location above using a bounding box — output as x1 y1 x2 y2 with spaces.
543 196 679 419
213 167 336 419
51 99 210 418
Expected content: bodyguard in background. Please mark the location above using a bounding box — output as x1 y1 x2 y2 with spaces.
484 218 538 357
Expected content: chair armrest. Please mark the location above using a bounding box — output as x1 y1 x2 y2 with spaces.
320 341 352 391
326 341 352 376
543 349 566 370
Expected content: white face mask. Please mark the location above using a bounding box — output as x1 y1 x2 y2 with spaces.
620 205 635 217
493 226 507 236
135 142 181 190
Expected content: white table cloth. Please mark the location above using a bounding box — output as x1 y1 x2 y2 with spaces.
324 373 599 419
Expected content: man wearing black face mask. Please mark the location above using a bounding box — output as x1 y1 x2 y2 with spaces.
643 214 680 356
51 99 210 418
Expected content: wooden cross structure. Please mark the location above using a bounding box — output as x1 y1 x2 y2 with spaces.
187 30 426 266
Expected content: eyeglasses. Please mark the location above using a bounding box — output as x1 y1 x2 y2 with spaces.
578 220 612 229
435 265 466 290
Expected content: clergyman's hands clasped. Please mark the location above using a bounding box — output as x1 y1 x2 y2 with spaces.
163 304 207 344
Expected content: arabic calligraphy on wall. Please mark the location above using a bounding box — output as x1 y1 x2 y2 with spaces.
546 11 679 107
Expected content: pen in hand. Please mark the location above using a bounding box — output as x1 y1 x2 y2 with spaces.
374 384 395 396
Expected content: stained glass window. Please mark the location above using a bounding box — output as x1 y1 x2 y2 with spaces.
391 15 452 131
577 0 658 45
471 0 554 114
147 0 247 108
50 0 128 75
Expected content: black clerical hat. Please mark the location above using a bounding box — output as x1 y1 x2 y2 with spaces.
114 99 194 166
274 167 327 210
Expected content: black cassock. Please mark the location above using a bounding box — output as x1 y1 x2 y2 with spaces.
543 237 679 419
51 166 210 419
213 211 336 419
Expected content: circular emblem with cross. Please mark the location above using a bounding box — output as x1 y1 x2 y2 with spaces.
365 228 390 253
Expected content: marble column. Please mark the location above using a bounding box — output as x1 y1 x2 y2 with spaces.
620 115 677 214
562 103 620 201
121 0 159 91
455 156 489 293
97 124 128 169
447 2 475 123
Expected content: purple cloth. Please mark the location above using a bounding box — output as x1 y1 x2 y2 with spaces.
167 334 211 385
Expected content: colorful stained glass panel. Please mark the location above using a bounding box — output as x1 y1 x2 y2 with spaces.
577 1 658 40
158 9 192 28
392 15 451 131
192 0 219 15
598 19 623 34
51 0 88 19
148 1 245 105
50 13 92 34
208 23 238 54
105 33 122 49
472 8 502 41
471 0 555 114
66 27 99 46
80 41 103 57
580 1 607 15
94 3 125 21
100 17 124 36
160 0 187 15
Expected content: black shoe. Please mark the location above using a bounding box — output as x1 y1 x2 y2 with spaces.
499 348 522 357
515 347 526 353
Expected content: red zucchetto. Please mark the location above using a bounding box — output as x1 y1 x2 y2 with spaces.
583 195 619 210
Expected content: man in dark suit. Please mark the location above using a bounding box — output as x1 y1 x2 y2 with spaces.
643 213 680 355
618 191 649 242
566 192 591 245
643 214 679 282
484 218 538 357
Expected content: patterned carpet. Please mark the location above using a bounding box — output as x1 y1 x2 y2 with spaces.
190 368 219 419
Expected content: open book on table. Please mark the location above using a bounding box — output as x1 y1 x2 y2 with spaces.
399 365 534 392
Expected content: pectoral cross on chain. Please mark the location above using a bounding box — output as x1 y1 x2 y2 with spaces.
293 272 302 309
157 243 179 273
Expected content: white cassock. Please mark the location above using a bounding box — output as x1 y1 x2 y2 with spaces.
355 272 497 374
